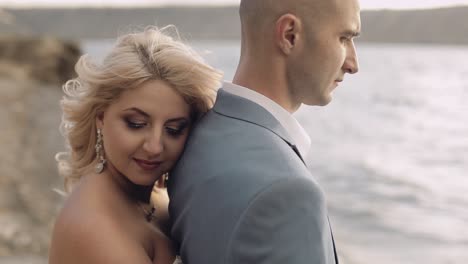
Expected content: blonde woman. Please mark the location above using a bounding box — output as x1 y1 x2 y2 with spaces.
48 27 222 264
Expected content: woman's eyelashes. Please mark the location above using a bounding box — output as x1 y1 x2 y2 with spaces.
125 118 147 129
165 122 188 137
124 117 188 136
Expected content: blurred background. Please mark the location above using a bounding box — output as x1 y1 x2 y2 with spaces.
0 0 467 263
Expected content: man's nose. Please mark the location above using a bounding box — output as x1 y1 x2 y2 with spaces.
343 41 359 74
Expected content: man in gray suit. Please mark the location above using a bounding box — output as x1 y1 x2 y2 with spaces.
168 0 361 263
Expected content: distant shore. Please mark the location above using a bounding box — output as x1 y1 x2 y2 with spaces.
1 6 468 45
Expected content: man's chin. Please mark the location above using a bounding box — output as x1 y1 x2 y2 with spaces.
320 92 333 106
317 100 332 106
302 95 332 107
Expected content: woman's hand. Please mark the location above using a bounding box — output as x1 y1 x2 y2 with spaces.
151 184 171 236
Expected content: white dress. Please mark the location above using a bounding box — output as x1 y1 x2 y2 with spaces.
173 256 183 264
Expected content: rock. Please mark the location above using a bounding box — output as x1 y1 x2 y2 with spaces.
0 36 81 85
0 79 65 257
0 34 80 258
0 255 47 264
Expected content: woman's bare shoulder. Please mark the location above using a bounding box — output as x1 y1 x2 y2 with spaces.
50 201 155 264
49 177 177 264
49 182 154 263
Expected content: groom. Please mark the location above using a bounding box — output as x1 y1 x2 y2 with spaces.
168 0 361 263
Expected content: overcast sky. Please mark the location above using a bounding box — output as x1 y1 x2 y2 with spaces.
2 0 468 10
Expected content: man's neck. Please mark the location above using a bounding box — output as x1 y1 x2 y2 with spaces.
233 63 300 113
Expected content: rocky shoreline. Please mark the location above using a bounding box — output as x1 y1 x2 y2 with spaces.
0 37 81 260
0 78 64 258
0 36 80 84
0 255 46 264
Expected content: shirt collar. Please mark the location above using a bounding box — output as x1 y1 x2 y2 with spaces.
222 81 311 159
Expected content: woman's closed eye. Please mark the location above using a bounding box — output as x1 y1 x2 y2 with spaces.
125 119 147 129
165 123 188 137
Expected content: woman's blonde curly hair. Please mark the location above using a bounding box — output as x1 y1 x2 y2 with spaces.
56 26 222 193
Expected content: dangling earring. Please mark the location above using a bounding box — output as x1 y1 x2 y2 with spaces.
95 128 106 173
158 172 169 188
163 172 169 187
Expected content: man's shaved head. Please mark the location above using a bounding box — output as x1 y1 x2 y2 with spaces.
239 0 336 44
238 0 340 57
239 0 283 29
235 0 361 110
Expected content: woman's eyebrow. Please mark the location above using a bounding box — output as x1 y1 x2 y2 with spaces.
166 117 189 123
123 108 189 123
123 107 149 117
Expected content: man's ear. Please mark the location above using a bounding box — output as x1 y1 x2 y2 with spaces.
276 14 302 55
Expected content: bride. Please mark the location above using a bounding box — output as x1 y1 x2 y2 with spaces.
48 26 221 264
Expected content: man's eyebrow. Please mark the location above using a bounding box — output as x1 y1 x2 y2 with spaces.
343 30 361 37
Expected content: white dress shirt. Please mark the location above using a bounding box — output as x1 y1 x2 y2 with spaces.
222 81 311 159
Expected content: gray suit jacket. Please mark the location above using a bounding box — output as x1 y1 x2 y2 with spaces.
168 88 338 264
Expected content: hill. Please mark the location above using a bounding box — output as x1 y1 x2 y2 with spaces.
1 6 468 44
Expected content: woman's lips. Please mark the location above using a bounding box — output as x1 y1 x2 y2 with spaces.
133 158 162 171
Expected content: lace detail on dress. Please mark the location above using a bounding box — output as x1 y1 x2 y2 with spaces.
173 256 183 264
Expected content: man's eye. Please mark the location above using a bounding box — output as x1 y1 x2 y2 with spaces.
126 120 146 129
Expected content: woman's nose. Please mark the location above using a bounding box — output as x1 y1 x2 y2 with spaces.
142 130 164 155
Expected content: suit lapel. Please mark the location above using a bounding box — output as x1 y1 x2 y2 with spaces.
328 216 339 264
214 89 290 142
214 89 306 164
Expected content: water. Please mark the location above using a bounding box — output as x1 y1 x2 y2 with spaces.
82 39 468 264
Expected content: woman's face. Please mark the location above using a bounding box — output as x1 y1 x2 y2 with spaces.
96 79 191 186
